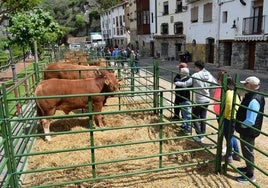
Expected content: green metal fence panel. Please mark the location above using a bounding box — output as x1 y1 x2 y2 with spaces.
0 52 267 187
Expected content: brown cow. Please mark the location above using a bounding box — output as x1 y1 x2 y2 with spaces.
44 63 112 80
35 72 121 141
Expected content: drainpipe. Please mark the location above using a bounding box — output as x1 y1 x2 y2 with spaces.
216 0 222 67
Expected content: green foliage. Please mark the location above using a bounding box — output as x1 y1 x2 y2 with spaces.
0 0 41 23
96 0 123 10
8 9 62 49
75 14 86 29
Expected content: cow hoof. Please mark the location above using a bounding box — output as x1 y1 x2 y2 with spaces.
44 136 52 142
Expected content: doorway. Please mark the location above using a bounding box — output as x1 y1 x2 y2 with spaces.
248 42 256 70
206 38 215 63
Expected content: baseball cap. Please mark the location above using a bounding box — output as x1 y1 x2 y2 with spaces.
177 62 188 69
180 67 189 75
240 76 260 85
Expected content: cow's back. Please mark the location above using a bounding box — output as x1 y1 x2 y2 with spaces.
44 63 102 80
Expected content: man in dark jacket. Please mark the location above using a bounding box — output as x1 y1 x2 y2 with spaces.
171 62 188 121
235 76 265 183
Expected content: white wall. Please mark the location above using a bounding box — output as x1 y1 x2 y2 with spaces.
185 0 218 44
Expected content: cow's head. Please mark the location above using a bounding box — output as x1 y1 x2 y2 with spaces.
104 72 123 92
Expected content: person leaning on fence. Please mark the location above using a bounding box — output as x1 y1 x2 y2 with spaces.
235 76 265 183
171 62 188 121
173 67 192 133
175 60 217 143
213 71 241 163
221 76 241 163
213 71 227 122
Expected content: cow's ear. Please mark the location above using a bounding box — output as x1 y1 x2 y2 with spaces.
105 78 110 85
118 78 124 85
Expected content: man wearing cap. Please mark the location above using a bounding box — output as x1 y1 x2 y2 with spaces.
171 62 188 121
235 76 265 183
174 60 217 142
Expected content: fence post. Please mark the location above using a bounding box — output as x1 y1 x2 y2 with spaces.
1 83 20 187
153 60 160 115
214 75 227 174
88 96 96 178
158 91 164 168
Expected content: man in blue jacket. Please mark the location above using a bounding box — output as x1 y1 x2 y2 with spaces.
235 76 265 183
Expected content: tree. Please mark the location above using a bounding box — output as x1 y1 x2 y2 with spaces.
96 0 122 10
0 0 41 23
8 8 62 57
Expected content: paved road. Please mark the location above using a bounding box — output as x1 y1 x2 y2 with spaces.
139 57 268 94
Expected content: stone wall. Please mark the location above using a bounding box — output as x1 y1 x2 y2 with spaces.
255 42 268 72
231 42 248 69
186 44 206 63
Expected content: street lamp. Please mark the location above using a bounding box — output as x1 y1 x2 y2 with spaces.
3 18 17 82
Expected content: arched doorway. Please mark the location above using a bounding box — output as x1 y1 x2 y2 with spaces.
206 38 215 64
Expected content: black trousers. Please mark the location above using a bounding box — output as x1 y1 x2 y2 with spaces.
240 134 255 176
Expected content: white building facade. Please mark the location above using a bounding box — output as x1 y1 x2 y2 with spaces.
100 2 130 48
100 0 268 71
154 0 188 60
218 0 268 71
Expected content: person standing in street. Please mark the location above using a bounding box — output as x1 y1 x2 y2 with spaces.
112 45 119 66
235 76 265 183
175 60 217 142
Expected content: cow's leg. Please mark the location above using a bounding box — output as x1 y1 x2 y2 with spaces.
40 119 52 141
93 102 104 127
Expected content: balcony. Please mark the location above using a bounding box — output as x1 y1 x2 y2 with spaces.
186 0 200 4
242 15 266 35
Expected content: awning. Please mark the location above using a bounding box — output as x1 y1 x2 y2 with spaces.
234 34 268 41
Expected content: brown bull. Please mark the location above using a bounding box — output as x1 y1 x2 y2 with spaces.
35 72 120 141
44 63 111 80
58 57 106 66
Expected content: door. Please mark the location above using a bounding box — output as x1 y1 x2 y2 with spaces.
175 43 182 60
248 42 255 70
150 41 154 57
206 38 215 63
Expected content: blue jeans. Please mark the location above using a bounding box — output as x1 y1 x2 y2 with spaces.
135 61 139 73
224 118 240 156
179 100 192 130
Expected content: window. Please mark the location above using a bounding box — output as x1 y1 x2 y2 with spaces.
151 12 154 23
119 16 123 26
203 3 212 22
163 1 169 15
222 11 227 23
116 17 118 26
174 22 183 34
176 0 182 13
143 11 150 24
161 23 169 34
191 7 198 23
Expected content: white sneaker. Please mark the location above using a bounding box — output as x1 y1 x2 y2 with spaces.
193 137 204 143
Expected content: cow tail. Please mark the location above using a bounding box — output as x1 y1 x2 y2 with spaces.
34 88 45 116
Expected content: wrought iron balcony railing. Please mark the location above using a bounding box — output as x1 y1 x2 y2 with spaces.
242 15 266 35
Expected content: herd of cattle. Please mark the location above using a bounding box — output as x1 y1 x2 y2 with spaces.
34 52 123 141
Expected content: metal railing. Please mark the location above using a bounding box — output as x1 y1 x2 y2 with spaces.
0 53 267 187
242 15 266 35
